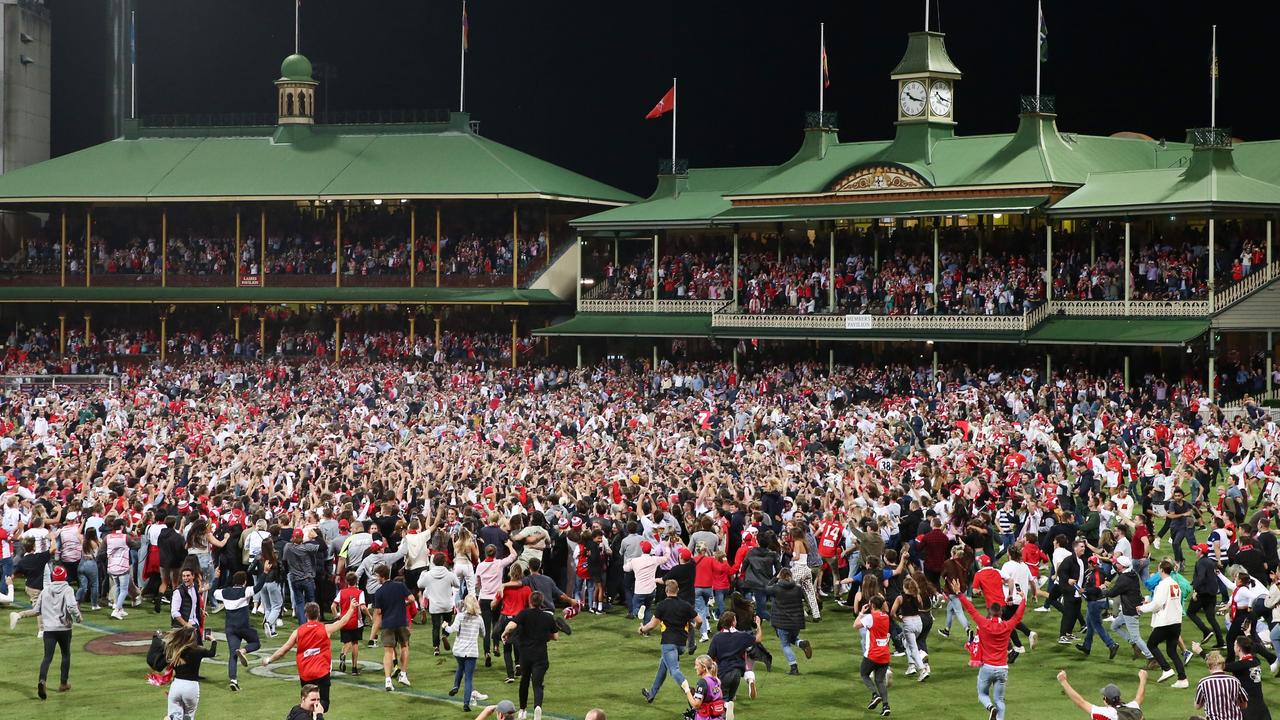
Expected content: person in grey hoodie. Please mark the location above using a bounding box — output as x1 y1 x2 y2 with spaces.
9 564 82 699
417 553 459 654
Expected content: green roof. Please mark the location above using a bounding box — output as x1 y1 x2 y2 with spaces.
536 313 713 337
1049 146 1280 217
0 114 638 206
1027 317 1208 345
890 32 962 77
715 195 1048 224
0 286 561 305
279 54 315 83
571 166 772 230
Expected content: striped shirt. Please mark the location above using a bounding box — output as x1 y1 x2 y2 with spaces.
444 612 484 658
1194 673 1248 720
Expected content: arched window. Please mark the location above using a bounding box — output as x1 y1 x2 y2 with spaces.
286 93 294 116
299 92 307 116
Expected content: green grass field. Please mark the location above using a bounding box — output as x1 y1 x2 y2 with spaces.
1 581 1276 720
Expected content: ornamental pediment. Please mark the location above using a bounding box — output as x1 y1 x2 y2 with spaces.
829 164 930 193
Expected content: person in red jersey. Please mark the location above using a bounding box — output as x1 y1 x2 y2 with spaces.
856 594 892 717
331 571 369 675
261 601 355 714
950 576 1026 720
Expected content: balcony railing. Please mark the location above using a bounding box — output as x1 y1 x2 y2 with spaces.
1213 261 1279 312
578 298 729 314
1049 300 1211 317
711 311 1029 333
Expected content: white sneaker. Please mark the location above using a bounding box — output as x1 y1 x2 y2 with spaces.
1157 669 1176 683
1033 606 1051 613
397 671 410 686
1170 679 1188 689
1270 659 1280 677
8 612 18 630
1028 631 1038 650
36 630 43 638
1152 538 1161 549
384 677 393 692
472 690 489 702
700 632 709 642
517 711 527 720
917 665 930 682
91 604 101 611
904 665 917 676
533 707 542 720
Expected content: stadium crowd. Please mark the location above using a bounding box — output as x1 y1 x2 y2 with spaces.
1 348 1278 720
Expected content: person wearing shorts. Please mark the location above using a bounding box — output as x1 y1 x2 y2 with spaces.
372 564 414 692
331 571 368 675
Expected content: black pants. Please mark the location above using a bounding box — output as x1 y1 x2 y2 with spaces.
720 668 742 702
304 674 331 713
519 655 549 710
1060 597 1083 637
500 614 520 677
1226 611 1277 664
480 599 496 655
1147 624 1185 679
226 625 261 681
1187 591 1224 645
40 630 72 684
430 611 453 649
918 612 933 654
1001 603 1030 649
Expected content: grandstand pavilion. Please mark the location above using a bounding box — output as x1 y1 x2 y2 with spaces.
0 53 636 367
545 29 1280 404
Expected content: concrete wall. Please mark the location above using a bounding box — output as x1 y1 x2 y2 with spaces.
2 0 52 173
529 239 579 301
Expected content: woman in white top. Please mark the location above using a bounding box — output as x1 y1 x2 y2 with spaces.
453 527 480 604
1137 560 1187 687
475 540 517 666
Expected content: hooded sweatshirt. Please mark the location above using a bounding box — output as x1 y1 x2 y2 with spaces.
417 564 459 614
34 580 82 632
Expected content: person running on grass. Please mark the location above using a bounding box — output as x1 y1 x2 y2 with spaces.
332 571 369 676
1056 668 1147 719
855 594 892 717
949 576 1025 720
373 562 416 691
213 570 259 692
707 609 763 716
500 590 560 720
9 564 80 700
766 567 812 676
640 578 701 702
260 601 355 714
445 593 491 712
1137 560 1188 688
162 625 217 720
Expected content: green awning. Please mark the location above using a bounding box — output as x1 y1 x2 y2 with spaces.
535 314 713 338
1027 318 1208 346
0 286 563 305
713 195 1048 224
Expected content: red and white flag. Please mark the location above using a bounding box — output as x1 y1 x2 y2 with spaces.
645 86 675 119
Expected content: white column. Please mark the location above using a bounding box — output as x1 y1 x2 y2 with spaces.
1045 223 1053 303
1124 221 1131 316
1208 218 1216 309
652 233 659 304
576 344 582 369
1267 219 1273 267
829 226 836 310
576 234 583 309
932 225 940 312
932 349 938 382
732 231 740 308
1208 332 1216 403
1123 354 1130 391
1045 351 1051 383
829 348 834 375
1267 331 1274 396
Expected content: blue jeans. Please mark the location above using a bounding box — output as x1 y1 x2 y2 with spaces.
1110 615 1152 658
1170 527 1196 563
76 558 100 606
649 644 686 697
750 590 771 622
945 595 970 632
632 592 654 625
0 556 12 595
453 655 477 700
261 581 284 628
977 664 1008 720
775 627 799 665
111 572 131 611
289 577 315 622
1081 599 1116 652
695 588 715 635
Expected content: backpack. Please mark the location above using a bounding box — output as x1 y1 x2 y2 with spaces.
146 632 168 672
1114 704 1143 720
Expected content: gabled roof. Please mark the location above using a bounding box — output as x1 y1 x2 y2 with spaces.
570 166 773 230
1049 145 1280 217
0 114 638 206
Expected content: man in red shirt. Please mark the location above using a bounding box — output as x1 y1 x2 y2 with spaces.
950 577 1026 720
856 595 892 717
816 513 845 594
971 555 1005 612
261 601 355 714
330 571 369 676
917 518 952 588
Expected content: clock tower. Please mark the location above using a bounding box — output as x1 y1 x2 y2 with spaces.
888 31 962 163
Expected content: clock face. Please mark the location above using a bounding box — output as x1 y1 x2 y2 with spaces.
929 81 953 117
899 80 926 117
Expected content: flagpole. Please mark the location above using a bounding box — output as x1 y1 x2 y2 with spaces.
1035 0 1042 100
671 76 677 170
819 23 825 115
294 0 300 54
460 0 467 112
924 0 929 31
130 10 137 119
1211 25 1217 127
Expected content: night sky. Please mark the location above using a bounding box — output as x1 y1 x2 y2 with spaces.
45 1 1279 197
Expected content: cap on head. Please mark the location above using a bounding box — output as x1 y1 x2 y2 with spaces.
292 529 304 540
640 540 653 554
338 519 350 530
678 547 692 562
51 566 68 582
1100 683 1122 704
495 700 517 714
977 554 991 567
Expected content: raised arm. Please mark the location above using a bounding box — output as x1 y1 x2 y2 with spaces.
1055 670 1093 713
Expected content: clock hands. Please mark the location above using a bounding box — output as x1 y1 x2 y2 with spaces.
932 92 950 106
905 92 923 103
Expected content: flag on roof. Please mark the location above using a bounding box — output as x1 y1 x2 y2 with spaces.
645 86 675 119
